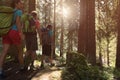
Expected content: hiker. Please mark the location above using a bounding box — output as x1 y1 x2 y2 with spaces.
0 0 25 79
23 11 40 70
40 25 54 68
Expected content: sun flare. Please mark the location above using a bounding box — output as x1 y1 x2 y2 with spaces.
62 7 69 17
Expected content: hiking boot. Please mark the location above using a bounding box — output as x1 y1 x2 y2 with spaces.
0 71 6 79
30 65 38 71
49 63 55 67
19 66 28 72
39 64 45 70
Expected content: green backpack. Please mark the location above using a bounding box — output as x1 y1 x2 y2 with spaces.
0 6 15 37
21 14 36 33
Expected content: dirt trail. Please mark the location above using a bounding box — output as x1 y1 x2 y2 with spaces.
31 67 62 80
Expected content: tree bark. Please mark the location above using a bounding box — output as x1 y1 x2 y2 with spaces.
78 0 96 65
78 0 87 56
52 0 56 58
86 0 96 65
29 0 36 13
60 0 64 57
116 3 120 68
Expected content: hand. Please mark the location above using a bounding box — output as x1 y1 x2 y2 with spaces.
19 32 25 40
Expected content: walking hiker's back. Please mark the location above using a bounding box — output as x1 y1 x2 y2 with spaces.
0 0 25 79
0 6 15 37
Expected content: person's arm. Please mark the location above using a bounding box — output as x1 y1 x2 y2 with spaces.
16 10 24 40
36 20 41 37
16 16 22 32
49 30 53 44
35 20 42 44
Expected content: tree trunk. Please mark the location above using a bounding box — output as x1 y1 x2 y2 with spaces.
98 40 103 66
29 0 36 13
86 0 96 65
78 0 96 65
106 38 110 66
78 0 87 56
60 0 64 57
116 3 120 68
52 0 56 58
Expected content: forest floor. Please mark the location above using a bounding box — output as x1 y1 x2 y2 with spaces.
1 58 119 80
0 60 119 80
1 61 63 80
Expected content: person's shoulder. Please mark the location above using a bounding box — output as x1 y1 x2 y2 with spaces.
15 9 22 14
17 10 22 13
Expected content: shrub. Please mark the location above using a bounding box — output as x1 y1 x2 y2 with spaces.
61 52 110 80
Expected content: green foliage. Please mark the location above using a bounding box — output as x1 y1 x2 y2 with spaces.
62 52 110 80
113 68 120 78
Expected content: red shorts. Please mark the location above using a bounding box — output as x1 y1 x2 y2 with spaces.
2 30 21 45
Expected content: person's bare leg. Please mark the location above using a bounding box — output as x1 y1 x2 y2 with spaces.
40 54 45 68
16 44 24 68
31 51 37 60
0 44 10 69
24 50 33 70
0 44 10 78
30 51 36 68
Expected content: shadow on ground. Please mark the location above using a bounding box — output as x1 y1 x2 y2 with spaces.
2 61 62 80
3 61 38 80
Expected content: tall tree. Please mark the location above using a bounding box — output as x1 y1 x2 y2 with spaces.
116 2 120 68
60 0 64 57
29 0 36 12
78 0 87 56
96 0 118 66
52 0 56 58
78 0 96 65
86 0 96 65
